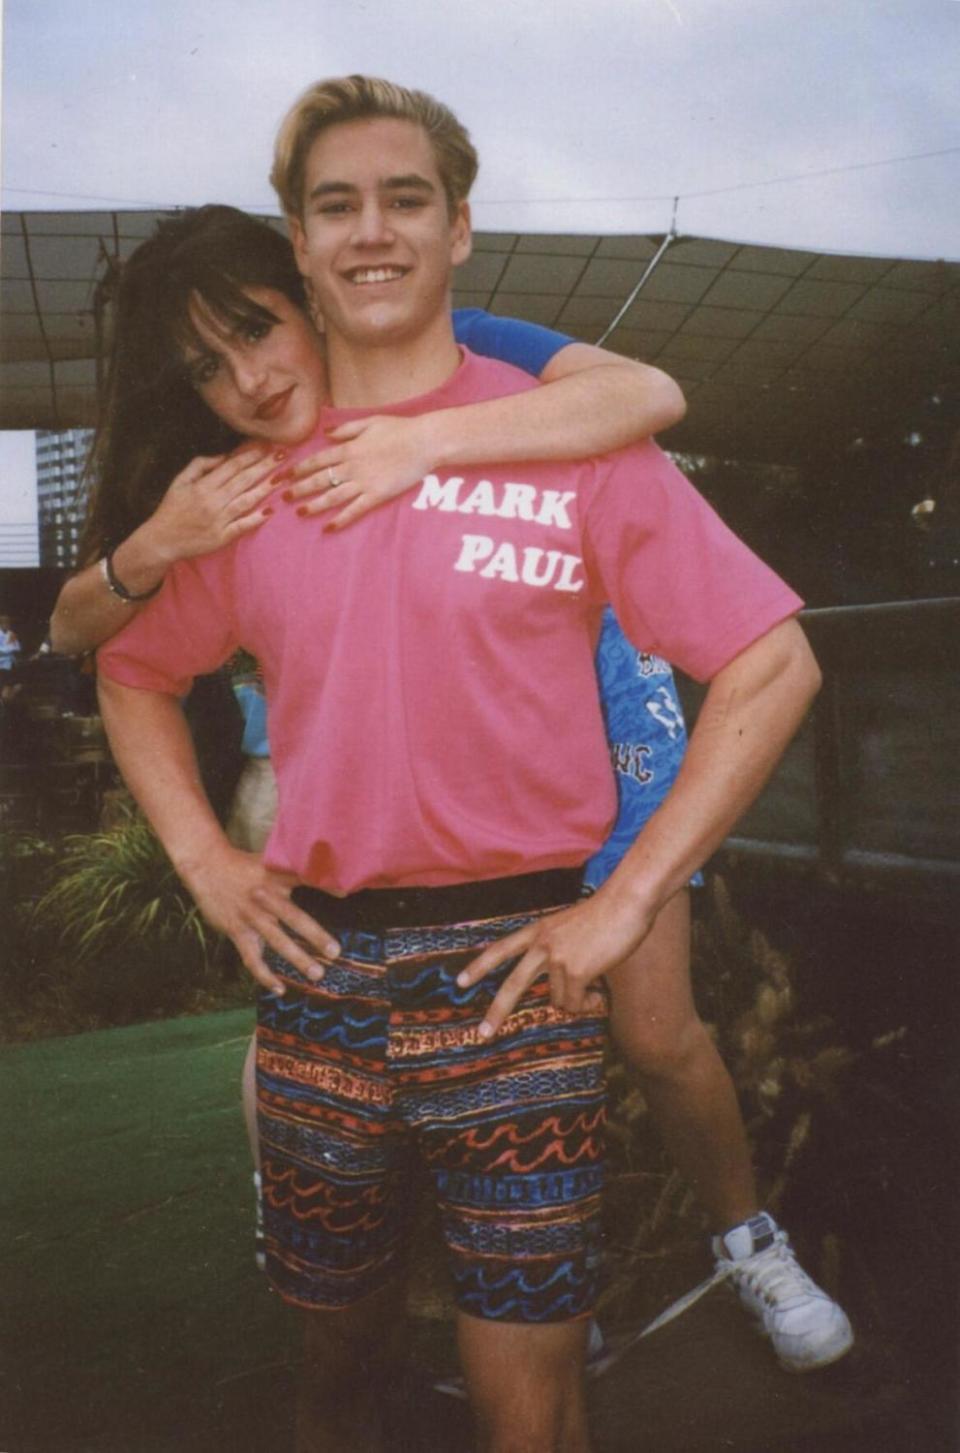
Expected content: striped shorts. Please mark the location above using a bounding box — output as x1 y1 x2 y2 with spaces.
256 872 607 1323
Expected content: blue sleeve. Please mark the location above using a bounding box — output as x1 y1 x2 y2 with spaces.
232 680 270 757
453 308 575 379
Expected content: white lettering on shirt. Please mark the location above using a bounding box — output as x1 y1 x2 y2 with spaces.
535 491 577 530
455 535 584 593
481 542 521 582
500 483 538 521
459 479 498 515
418 476 584 595
413 475 576 529
520 547 562 587
413 475 465 511
554 552 585 592
454 534 496 572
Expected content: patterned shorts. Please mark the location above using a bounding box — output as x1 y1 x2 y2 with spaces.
256 876 607 1323
586 608 703 891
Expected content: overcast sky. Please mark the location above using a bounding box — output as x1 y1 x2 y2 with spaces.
3 0 959 259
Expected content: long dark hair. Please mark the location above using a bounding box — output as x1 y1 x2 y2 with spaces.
81 205 308 562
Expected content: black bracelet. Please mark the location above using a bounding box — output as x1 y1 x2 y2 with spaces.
100 552 163 603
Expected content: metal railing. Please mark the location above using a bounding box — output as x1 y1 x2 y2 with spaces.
683 597 960 890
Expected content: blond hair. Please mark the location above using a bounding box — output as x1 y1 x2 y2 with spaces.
271 74 479 220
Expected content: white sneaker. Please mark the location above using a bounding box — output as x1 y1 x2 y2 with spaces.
713 1212 853 1372
253 1170 266 1272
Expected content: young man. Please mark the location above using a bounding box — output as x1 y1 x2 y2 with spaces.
99 77 829 1453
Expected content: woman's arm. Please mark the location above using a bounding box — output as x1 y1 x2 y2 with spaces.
50 446 278 656
282 342 686 530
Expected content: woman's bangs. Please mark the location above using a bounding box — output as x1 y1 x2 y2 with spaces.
168 272 280 362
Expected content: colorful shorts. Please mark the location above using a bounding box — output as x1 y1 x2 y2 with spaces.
586 607 702 891
256 873 607 1323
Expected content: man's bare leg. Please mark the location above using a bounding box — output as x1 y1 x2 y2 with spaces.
296 1279 404 1453
458 1313 591 1453
606 889 757 1230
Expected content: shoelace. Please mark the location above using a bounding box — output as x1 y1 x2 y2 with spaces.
432 1262 735 1397
727 1234 820 1309
585 1261 734 1377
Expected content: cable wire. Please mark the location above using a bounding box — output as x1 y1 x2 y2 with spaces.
3 143 958 214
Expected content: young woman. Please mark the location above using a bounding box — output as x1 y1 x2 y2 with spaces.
51 206 684 654
57 205 850 1375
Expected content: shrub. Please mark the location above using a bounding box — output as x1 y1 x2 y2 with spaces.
0 830 62 1002
15 807 245 1033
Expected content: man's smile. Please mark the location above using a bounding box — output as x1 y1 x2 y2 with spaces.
344 265 409 285
290 116 473 373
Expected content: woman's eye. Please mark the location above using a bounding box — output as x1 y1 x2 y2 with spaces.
241 319 272 344
188 357 219 386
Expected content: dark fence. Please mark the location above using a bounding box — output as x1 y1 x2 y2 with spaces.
4 595 959 895
680 597 960 893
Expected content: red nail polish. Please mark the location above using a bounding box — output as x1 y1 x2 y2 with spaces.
282 490 294 502
273 467 293 484
273 449 288 462
296 505 309 517
263 507 274 517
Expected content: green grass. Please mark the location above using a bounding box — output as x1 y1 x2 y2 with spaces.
1 1009 296 1453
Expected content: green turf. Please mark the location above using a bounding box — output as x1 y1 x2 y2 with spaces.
1 1009 297 1452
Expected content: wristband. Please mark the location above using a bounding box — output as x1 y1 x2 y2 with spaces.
99 552 163 603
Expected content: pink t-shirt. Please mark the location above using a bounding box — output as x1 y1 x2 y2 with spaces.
99 350 802 893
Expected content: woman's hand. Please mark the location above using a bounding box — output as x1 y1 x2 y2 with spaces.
142 444 284 564
51 444 285 656
279 415 436 530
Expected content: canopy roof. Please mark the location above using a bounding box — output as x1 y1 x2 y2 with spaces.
2 209 958 463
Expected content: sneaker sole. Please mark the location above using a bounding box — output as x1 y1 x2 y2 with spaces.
777 1327 855 1374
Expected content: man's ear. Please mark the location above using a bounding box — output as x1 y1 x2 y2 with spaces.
451 200 472 268
287 217 325 329
287 214 310 277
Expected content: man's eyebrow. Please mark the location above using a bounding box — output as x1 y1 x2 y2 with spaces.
307 174 437 200
308 181 359 200
382 174 436 193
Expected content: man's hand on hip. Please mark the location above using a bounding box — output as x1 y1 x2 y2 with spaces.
456 887 653 1039
181 843 341 992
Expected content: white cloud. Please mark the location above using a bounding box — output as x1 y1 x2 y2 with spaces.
3 0 959 255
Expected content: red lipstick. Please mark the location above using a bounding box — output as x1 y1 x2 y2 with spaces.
255 386 294 422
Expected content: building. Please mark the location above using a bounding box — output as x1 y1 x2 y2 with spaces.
0 520 40 567
0 431 40 568
35 428 93 570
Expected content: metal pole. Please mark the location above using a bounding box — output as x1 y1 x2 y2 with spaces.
595 196 679 347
